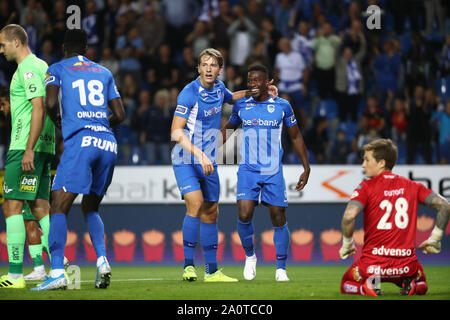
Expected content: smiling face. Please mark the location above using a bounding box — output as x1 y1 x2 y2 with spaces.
197 54 222 89
247 70 269 100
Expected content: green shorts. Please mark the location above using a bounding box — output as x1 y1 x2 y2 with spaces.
3 150 53 202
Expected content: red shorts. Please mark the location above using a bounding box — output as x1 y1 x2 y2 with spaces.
341 255 426 288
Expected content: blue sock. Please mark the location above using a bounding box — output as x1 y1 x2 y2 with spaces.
200 222 218 274
237 219 255 257
182 215 199 268
48 213 67 271
85 211 106 258
273 223 290 270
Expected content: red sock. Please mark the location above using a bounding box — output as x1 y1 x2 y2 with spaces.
415 281 428 295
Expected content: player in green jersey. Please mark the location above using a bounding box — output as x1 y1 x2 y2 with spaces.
0 24 55 289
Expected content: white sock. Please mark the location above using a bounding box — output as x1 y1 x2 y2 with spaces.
8 273 23 279
97 255 107 267
34 265 45 273
50 268 65 278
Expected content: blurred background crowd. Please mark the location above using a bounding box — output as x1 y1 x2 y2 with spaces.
0 0 450 169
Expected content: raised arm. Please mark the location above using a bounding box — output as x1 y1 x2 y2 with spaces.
418 193 450 254
339 201 363 259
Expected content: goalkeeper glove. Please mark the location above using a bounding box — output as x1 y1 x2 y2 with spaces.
418 226 443 254
339 236 356 259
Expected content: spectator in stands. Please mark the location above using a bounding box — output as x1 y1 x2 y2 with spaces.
38 38 58 65
273 0 296 37
432 100 450 163
99 47 120 86
290 20 313 68
246 0 264 28
242 41 272 75
385 91 407 145
48 0 66 51
82 0 101 48
348 115 380 164
337 1 362 33
224 65 244 93
372 40 402 100
227 4 258 68
140 89 172 165
304 116 329 164
260 15 281 65
312 22 340 99
363 95 387 137
179 46 198 85
186 20 212 58
116 26 145 59
137 4 166 57
406 85 433 164
210 0 234 48
275 37 309 111
329 129 352 164
424 0 445 36
0 0 18 29
335 30 366 123
149 43 180 91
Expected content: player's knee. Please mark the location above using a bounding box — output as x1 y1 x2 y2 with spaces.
238 211 253 223
269 209 286 227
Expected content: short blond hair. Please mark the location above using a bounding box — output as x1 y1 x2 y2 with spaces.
363 138 398 170
197 48 224 68
0 24 28 45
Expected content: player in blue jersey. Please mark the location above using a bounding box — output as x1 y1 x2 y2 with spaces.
32 29 125 291
171 48 278 282
221 64 310 281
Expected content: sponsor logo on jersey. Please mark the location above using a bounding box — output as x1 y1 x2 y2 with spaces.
204 105 221 117
351 190 359 198
242 118 279 127
3 182 13 194
67 62 101 72
73 62 92 66
175 105 188 115
19 175 38 193
44 72 56 85
81 136 117 154
371 245 413 257
85 125 110 132
367 265 410 277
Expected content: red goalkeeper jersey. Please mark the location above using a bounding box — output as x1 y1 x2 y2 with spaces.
350 172 433 264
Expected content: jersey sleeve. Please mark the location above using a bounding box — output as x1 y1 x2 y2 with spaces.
106 71 121 101
44 64 61 87
282 101 297 127
228 101 242 126
20 63 46 100
349 181 369 208
416 181 434 204
174 85 196 119
223 86 233 104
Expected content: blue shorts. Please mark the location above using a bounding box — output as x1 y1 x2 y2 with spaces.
172 163 220 202
52 130 117 196
237 166 288 207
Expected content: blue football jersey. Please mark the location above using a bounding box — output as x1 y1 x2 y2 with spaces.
172 77 233 164
45 55 120 142
229 96 297 173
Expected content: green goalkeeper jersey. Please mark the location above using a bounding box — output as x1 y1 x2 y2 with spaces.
9 53 55 154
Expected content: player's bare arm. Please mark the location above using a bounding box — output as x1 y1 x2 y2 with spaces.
108 98 125 127
339 201 362 259
287 124 310 191
171 115 214 176
418 193 450 254
23 96 45 172
230 79 278 103
45 83 60 128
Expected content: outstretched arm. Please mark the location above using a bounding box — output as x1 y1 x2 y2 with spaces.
418 193 450 254
287 125 310 191
230 80 278 103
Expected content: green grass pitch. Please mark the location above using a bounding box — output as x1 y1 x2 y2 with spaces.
1 265 449 300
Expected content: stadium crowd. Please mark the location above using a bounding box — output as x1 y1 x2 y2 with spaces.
1 0 450 168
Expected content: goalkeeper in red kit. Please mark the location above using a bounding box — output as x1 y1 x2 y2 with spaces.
339 139 450 296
